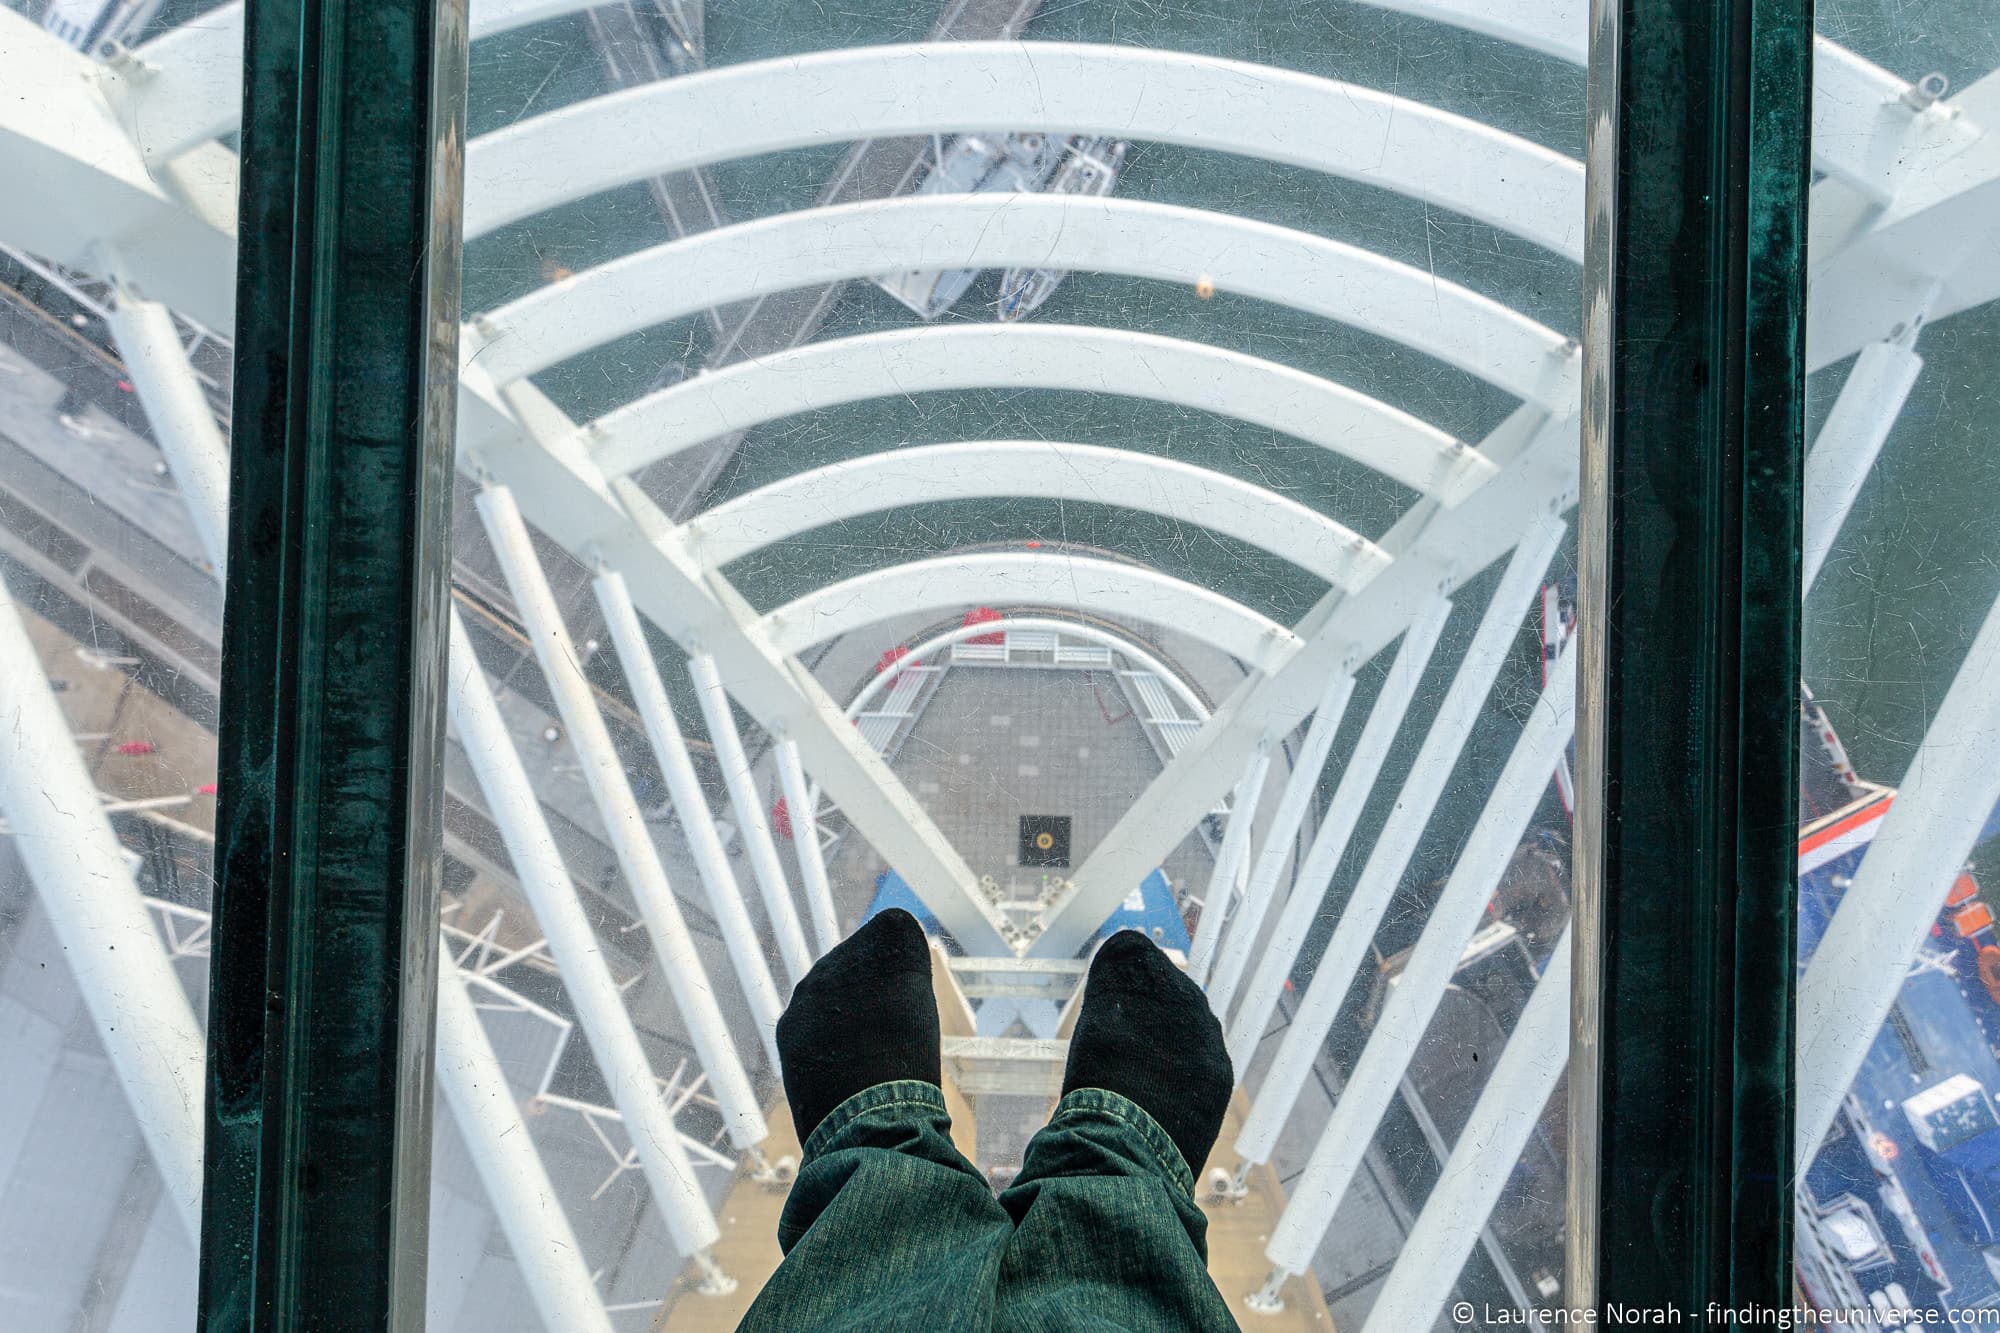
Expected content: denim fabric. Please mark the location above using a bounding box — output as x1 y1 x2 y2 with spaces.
739 1080 1239 1332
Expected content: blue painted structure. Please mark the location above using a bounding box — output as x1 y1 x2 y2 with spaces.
864 866 1189 956
1796 785 2000 1327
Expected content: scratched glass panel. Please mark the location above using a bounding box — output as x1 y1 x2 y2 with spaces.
1792 5 2000 1328
448 2 1583 1328
0 0 236 1326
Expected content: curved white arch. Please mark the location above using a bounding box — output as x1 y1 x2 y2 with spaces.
589 325 1499 507
685 441 1392 592
763 551 1302 671
466 194 1577 408
461 43 1584 255
1348 1 1950 203
843 615 1214 723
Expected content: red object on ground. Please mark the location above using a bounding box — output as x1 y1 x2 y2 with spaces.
1024 539 1042 549
963 606 1004 645
875 645 918 688
196 782 218 796
1980 946 2000 1006
115 740 156 756
772 797 793 841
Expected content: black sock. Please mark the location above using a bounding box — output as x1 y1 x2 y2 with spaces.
776 908 941 1143
1062 930 1232 1175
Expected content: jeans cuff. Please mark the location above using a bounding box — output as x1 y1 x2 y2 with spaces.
1048 1087 1198 1198
799 1079 949 1164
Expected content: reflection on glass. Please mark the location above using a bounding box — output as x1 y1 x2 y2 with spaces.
1792 7 2000 1327
0 1 234 1327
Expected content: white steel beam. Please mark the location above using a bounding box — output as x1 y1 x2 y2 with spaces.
1802 329 1925 594
763 551 1304 675
0 9 236 331
436 954 619 1333
1204 671 1356 1018
452 381 1013 956
773 738 841 956
460 43 1583 256
1355 923 1573 1333
591 570 784 1066
0 568 206 1242
1807 70 2000 372
446 607 724 1263
1346 1 1976 203
1188 745 1274 986
1263 645 1575 1276
687 441 1393 593
688 652 814 986
118 0 605 167
1226 597 1453 1077
1034 405 1577 956
587 325 1496 508
475 485 768 1151
104 287 230 573
464 195 1575 408
1234 517 1563 1163
1796 587 2000 1175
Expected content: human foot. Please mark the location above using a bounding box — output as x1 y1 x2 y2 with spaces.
1061 931 1232 1174
776 908 941 1142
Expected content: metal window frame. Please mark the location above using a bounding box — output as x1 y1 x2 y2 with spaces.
1571 0 1810 1319
197 0 469 1322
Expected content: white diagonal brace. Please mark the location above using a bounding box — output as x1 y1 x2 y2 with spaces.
774 737 841 956
1206 671 1356 1018
437 954 619 1333
1187 745 1272 986
456 378 1011 955
1235 518 1562 1163
1225 597 1453 1077
592 569 784 1065
1263 645 1575 1276
0 568 206 1242
1796 587 2000 1175
1801 327 1925 595
476 484 767 1150
104 286 230 573
1034 405 1578 956
446 607 723 1260
1356 923 1573 1333
688 652 815 987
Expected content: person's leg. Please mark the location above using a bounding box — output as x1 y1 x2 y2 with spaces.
741 911 1012 1332
996 932 1239 1332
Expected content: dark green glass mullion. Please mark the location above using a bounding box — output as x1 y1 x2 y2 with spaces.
199 0 469 1323
1571 0 1810 1321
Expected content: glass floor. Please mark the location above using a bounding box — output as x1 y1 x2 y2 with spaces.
0 0 1996 1328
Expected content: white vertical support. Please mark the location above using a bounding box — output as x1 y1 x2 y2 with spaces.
591 569 784 1066
1263 647 1575 1277
689 651 815 985
104 287 231 573
0 568 206 1243
1796 588 2000 1175
1187 744 1274 986
476 486 767 1152
1801 330 1924 594
436 954 619 1333
1205 672 1356 1019
446 608 725 1265
1236 520 1561 1165
1357 923 1573 1333
773 737 841 955
1225 596 1453 1077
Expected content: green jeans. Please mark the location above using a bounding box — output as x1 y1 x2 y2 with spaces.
739 1080 1240 1331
